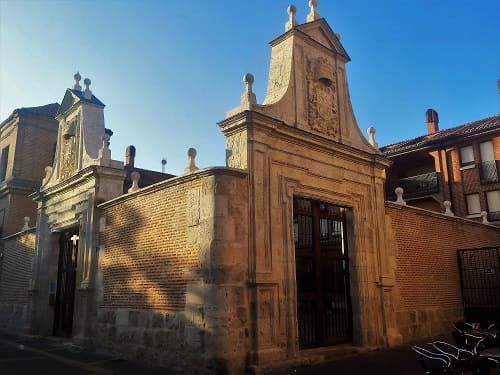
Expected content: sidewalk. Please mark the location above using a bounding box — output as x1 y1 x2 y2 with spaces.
0 330 172 375
1 330 497 374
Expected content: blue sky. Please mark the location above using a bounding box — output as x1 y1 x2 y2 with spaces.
1 0 499 175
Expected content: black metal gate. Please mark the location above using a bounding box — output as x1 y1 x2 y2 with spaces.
457 247 500 325
53 228 79 337
293 197 352 349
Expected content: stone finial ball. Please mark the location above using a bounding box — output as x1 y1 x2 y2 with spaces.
187 148 197 157
74 72 81 81
367 126 376 135
84 78 91 85
395 187 404 195
243 73 254 85
309 0 318 7
287 5 296 14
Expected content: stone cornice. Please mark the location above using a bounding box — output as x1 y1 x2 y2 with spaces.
32 165 126 201
98 167 248 209
218 110 392 169
0 113 18 130
0 177 41 195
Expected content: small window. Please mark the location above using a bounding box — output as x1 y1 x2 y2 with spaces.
460 146 475 167
0 146 9 182
465 194 481 215
486 190 500 212
480 141 495 162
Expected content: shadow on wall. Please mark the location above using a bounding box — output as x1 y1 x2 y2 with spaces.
0 230 36 330
96 200 237 373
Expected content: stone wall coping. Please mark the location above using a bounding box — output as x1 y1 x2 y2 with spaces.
2 227 36 241
98 166 248 210
386 201 500 232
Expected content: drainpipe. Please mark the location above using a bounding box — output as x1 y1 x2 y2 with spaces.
444 147 455 212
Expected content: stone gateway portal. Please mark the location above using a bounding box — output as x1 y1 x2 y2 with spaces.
293 197 352 348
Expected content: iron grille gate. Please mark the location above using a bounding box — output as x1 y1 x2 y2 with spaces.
457 247 500 325
293 197 353 349
53 228 79 337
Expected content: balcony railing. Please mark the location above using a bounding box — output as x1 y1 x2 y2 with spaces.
387 172 439 199
479 161 499 185
488 211 500 222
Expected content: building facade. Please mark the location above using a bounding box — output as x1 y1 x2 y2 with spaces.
381 110 500 224
0 103 59 237
1 3 499 375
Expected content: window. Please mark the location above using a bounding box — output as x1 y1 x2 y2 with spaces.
486 190 500 221
0 146 9 182
460 146 475 167
465 194 481 215
480 141 495 162
479 141 498 184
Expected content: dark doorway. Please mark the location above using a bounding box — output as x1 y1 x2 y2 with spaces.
457 247 500 326
53 228 79 337
293 197 353 349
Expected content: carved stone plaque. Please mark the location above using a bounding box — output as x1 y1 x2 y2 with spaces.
187 188 200 227
60 135 76 180
226 131 247 169
307 58 339 140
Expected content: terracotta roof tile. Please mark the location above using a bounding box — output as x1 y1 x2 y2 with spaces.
381 114 500 156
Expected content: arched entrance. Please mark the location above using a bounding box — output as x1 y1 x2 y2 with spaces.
293 197 353 348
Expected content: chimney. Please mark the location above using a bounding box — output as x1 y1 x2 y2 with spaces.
425 109 439 134
125 145 136 168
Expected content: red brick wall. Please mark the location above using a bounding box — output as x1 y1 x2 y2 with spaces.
448 135 500 218
100 180 200 311
4 192 37 237
0 229 35 304
386 202 500 340
15 119 57 181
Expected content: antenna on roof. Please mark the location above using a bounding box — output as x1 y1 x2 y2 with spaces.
161 157 167 173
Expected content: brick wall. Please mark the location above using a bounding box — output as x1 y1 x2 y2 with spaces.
15 119 57 181
0 228 36 330
98 169 250 374
386 202 500 341
449 135 500 218
0 121 18 183
100 180 199 311
4 192 37 237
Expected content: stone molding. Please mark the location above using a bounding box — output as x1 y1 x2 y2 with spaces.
219 110 391 169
